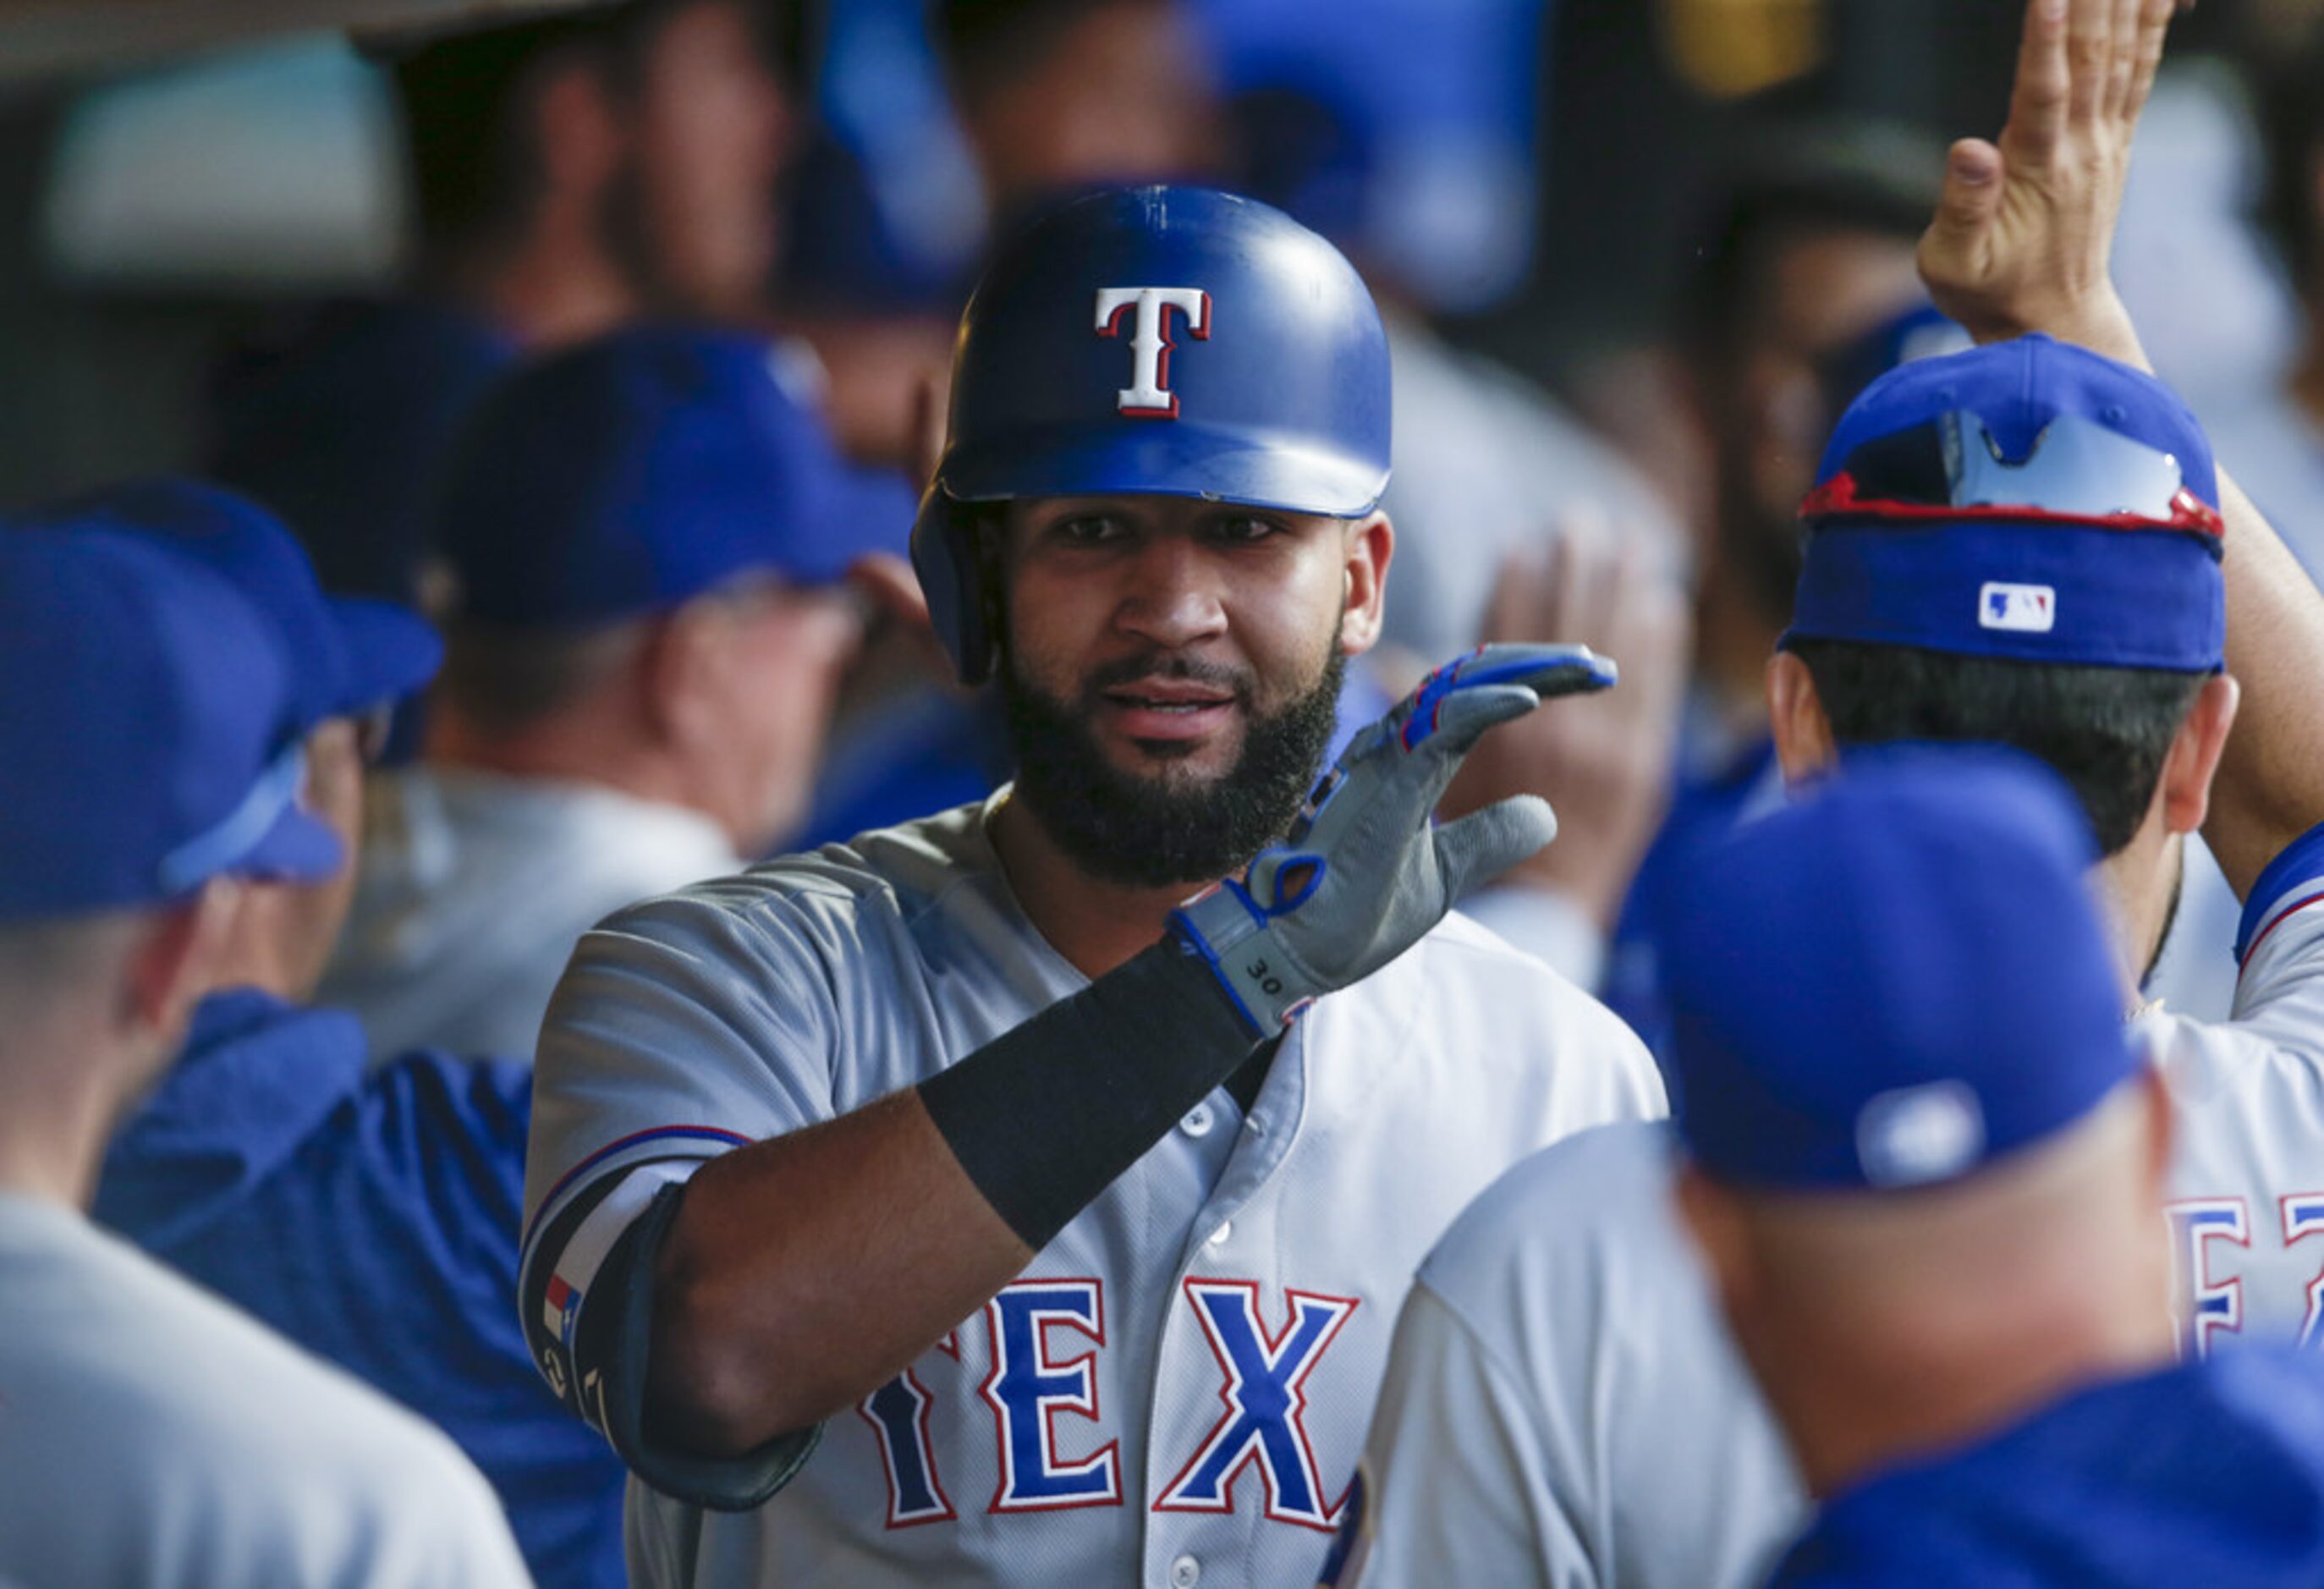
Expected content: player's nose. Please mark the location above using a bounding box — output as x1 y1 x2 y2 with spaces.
1112 533 1229 652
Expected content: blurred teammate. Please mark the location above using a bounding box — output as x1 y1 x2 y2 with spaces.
519 185 1662 1586
1675 754 2324 1588
1331 3 2324 1583
74 481 630 1587
320 326 907 1062
210 0 792 611
0 528 529 1586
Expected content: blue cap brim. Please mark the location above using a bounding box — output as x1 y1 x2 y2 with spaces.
941 422 1388 523
327 597 442 714
791 465 919 585
233 800 346 885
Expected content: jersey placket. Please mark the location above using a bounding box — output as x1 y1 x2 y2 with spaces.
1140 1017 1316 1586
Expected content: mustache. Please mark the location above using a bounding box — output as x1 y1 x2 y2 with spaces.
1080 652 1255 704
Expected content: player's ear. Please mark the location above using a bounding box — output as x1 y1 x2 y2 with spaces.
124 880 240 1040
641 597 732 753
2157 672 2239 838
1338 511 1393 657
1766 651 1838 786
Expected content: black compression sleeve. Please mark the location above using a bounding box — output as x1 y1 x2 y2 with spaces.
916 935 1265 1251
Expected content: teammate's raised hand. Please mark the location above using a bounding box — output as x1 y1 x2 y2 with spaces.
1917 0 2188 361
1170 644 1616 1035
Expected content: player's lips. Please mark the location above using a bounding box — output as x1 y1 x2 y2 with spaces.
1098 681 1239 742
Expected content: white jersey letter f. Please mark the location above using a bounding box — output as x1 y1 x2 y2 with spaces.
1095 287 1210 418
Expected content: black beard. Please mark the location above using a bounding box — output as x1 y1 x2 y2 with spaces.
1002 638 1347 891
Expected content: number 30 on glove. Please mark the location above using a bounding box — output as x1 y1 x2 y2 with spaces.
1167 643 1617 1036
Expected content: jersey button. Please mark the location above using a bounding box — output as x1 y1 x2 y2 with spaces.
1179 1102 1216 1138
1169 1554 1201 1588
1207 1221 1232 1246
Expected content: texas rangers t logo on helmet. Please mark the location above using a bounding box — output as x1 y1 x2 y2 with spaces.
1095 287 1210 418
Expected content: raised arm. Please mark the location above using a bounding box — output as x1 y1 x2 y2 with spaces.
1914 0 2324 898
533 648 1605 1496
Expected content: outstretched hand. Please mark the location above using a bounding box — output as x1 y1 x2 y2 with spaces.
1916 0 2189 365
1169 644 1616 1034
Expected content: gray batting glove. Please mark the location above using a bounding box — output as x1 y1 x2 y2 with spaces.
1167 644 1618 1036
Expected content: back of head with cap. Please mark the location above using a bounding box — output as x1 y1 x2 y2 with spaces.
1667 748 2179 1498
26 479 446 1002
0 528 345 1200
425 325 904 850
1770 335 2242 1002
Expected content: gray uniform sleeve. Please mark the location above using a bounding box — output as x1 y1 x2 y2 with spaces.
519 886 843 1509
1330 1281 1593 1589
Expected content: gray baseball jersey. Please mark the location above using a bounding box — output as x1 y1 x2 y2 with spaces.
1329 844 2324 1589
0 1192 531 1587
520 794 1664 1587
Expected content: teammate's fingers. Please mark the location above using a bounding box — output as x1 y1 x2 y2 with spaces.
1431 796 1560 901
1926 139 2007 255
2066 0 2113 126
2120 0 2178 124
2006 0 2071 161
2101 0 2139 118
1481 547 1546 645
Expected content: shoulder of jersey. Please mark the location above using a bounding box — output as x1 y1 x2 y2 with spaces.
63 1223 496 1491
588 801 997 941
1415 1119 1684 1303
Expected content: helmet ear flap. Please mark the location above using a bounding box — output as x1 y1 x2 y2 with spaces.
909 491 998 685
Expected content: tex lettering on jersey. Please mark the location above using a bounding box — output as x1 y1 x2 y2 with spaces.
854 1275 1356 1531
1154 1280 1360 1531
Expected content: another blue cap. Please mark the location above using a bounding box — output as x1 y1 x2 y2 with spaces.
27 478 442 730
1785 334 2226 673
434 325 916 628
1668 748 2138 1191
206 298 519 608
0 528 344 921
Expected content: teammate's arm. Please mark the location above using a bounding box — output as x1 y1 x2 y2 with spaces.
610 648 1602 1471
1912 0 2324 899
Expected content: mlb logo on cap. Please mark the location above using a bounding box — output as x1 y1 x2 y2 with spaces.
1980 582 2056 633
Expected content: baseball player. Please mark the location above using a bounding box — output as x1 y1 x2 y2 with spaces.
517 185 1664 1586
1676 752 2324 1588
1328 2 2324 1584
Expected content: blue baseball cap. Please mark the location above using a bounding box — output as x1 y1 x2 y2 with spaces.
0 528 344 921
434 325 917 628
25 477 443 731
1668 748 2139 1192
1784 334 2225 673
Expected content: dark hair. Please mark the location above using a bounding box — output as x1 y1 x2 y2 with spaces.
381 3 684 254
929 0 1142 114
435 617 646 736
1678 113 1943 377
1786 638 2207 856
2257 26 2324 304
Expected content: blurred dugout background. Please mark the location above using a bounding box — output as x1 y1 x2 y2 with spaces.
0 0 2307 508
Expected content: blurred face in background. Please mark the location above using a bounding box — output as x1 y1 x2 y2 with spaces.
1714 227 1923 619
615 0 793 316
688 580 865 855
964 0 1225 212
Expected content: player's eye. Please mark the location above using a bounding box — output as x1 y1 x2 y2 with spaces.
1050 514 1129 546
1210 514 1282 545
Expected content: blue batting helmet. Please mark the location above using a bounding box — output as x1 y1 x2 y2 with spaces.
911 184 1393 684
